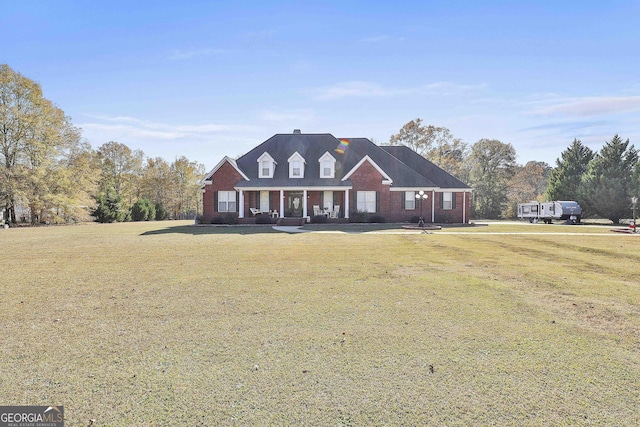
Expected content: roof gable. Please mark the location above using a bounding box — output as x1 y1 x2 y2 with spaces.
342 155 393 184
201 156 249 184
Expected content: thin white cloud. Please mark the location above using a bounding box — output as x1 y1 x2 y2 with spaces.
529 96 640 117
307 80 487 100
309 81 392 100
80 123 185 140
169 48 226 60
78 114 255 143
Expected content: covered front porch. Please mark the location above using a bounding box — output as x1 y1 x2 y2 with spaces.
236 188 351 222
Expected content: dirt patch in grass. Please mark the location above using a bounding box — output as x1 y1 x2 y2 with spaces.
1 221 639 425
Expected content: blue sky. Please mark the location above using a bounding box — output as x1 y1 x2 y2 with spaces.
3 1 640 169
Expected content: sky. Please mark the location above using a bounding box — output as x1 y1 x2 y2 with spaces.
3 1 640 170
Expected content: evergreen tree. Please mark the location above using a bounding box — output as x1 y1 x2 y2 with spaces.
545 139 594 201
155 202 168 221
578 135 638 224
92 187 128 223
130 198 156 221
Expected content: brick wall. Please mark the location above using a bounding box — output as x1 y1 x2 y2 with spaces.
202 162 244 224
348 161 469 223
433 191 470 224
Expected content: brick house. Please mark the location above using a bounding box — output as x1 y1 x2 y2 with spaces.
201 131 471 224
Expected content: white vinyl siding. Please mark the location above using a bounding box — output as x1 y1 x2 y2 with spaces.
218 191 237 212
357 191 376 213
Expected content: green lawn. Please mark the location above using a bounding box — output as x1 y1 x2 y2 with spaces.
1 221 638 426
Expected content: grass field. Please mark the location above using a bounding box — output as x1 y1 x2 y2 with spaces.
1 221 639 426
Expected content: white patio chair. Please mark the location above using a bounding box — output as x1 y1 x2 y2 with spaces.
330 205 340 218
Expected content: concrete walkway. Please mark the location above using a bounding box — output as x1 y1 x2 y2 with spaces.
271 226 309 233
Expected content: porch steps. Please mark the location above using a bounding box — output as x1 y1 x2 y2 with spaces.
276 217 307 227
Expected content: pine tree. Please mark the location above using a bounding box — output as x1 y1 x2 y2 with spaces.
92 188 128 223
578 135 638 224
545 139 594 202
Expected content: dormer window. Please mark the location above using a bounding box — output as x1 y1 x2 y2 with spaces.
318 152 336 178
257 152 276 178
288 152 306 179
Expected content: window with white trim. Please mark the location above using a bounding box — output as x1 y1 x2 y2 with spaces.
318 152 336 178
257 152 276 178
442 192 453 210
218 191 237 212
261 161 271 177
322 161 332 177
357 191 376 213
404 191 416 210
291 160 302 177
288 152 306 178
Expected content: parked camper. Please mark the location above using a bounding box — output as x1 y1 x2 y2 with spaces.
517 201 581 224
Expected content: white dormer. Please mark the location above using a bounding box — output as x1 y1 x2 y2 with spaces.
318 151 336 179
257 152 276 178
288 151 306 178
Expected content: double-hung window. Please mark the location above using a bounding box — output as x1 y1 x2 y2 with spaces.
288 152 305 178
322 161 333 177
257 152 276 178
318 152 336 178
404 191 416 210
291 161 302 177
261 161 271 177
357 191 376 213
442 192 453 210
218 191 237 212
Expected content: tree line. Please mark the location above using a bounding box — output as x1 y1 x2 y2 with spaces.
3 63 637 226
1 64 204 225
388 119 639 224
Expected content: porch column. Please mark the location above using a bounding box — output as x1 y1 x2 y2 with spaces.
344 189 349 219
462 191 466 223
279 189 284 218
238 190 244 218
303 189 308 218
431 190 435 223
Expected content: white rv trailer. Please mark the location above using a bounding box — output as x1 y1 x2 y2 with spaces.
517 201 582 224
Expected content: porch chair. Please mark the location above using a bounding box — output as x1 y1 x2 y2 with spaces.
249 208 262 216
313 205 323 216
330 205 340 219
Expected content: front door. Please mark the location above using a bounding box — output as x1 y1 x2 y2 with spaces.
260 191 270 213
287 192 303 217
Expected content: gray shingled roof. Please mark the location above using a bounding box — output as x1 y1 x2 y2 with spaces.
381 145 471 189
232 133 468 189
